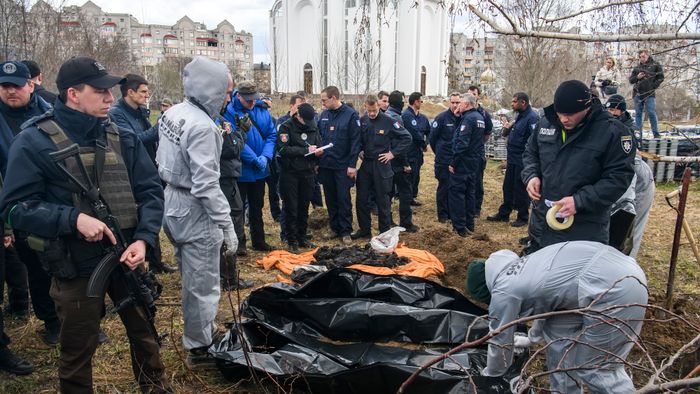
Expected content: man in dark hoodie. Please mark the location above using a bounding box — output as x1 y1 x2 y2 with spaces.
21 60 58 105
629 49 664 138
521 80 636 253
385 90 418 232
0 60 61 347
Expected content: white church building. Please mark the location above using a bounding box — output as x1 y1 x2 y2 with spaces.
269 0 450 96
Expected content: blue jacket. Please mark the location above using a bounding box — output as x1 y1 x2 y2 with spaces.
475 105 493 157
506 105 539 166
222 91 277 182
429 109 461 166
0 93 51 175
108 98 159 162
401 107 429 162
0 100 163 253
451 108 485 172
317 103 361 170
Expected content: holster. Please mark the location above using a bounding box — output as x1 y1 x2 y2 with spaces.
27 235 77 280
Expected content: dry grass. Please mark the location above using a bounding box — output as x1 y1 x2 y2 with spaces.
3 103 700 392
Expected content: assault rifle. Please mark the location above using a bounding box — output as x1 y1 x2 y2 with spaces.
49 143 165 345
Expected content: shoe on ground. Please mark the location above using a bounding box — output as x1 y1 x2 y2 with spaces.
0 347 34 375
4 308 29 321
350 230 371 240
236 247 248 257
252 242 273 252
287 243 300 254
438 217 450 224
98 329 109 345
456 229 473 238
486 214 509 222
185 347 217 370
518 236 530 245
41 322 60 345
403 224 420 233
149 263 178 274
342 235 352 245
221 278 254 291
410 199 422 207
299 239 316 248
511 218 529 227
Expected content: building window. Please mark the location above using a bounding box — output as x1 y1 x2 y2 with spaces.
120 18 124 22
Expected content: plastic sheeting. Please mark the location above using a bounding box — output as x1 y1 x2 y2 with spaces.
211 269 531 394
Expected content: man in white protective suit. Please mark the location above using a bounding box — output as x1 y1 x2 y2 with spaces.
466 241 648 393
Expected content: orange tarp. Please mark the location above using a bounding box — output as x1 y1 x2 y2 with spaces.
256 243 445 280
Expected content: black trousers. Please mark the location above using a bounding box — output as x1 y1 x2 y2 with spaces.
319 168 354 237
238 179 267 247
410 158 423 199
497 162 530 221
435 164 451 220
392 170 414 227
0 247 10 347
220 177 245 279
474 157 487 215
356 162 392 233
266 160 282 221
311 177 323 207
280 171 314 245
2 246 29 314
14 240 59 328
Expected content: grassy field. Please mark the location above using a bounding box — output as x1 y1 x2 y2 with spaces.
2 99 700 392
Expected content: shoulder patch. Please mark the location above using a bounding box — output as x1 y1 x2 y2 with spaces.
432 121 438 128
357 119 361 127
539 128 556 136
460 124 466 132
393 121 401 129
411 119 417 126
476 120 485 128
280 133 289 143
621 135 633 154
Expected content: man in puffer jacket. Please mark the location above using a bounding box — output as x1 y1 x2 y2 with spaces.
222 81 277 251
156 56 238 368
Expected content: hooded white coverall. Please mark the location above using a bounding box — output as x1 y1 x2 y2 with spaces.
482 241 647 393
156 57 237 350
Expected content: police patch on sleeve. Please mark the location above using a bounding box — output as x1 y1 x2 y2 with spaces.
411 119 417 126
357 119 361 127
301 133 308 141
393 121 401 129
432 121 438 128
280 133 289 143
621 135 633 154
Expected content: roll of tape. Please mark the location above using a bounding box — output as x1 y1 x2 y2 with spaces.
546 204 574 230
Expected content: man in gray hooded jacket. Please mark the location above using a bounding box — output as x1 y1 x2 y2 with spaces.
156 57 237 368
466 241 647 393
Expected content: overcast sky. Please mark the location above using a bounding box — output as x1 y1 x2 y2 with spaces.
64 0 275 64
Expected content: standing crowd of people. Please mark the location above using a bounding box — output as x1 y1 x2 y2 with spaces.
0 48 664 393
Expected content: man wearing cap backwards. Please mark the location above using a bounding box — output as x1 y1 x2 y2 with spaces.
1 60 62 350
606 95 655 258
157 57 243 368
521 80 636 253
0 57 170 392
223 80 277 251
276 103 323 252
352 95 412 240
465 241 648 393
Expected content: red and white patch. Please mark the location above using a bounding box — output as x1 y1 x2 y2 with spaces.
280 133 289 143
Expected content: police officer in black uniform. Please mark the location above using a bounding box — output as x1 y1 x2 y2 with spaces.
276 103 323 253
467 86 493 217
449 93 485 237
352 95 411 239
402 92 430 206
429 93 463 223
0 57 171 393
521 80 635 253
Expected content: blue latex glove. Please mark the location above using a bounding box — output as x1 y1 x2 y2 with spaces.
255 156 268 172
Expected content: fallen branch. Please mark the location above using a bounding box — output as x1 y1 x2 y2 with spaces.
637 376 700 394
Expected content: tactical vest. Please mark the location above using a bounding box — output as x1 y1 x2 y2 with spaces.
37 118 139 230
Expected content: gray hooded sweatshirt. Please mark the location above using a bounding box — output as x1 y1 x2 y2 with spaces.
156 56 234 235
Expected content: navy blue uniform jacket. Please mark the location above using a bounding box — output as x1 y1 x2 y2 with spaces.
318 103 361 170
429 109 460 166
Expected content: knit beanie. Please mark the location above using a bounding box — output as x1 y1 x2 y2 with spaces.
553 80 592 114
466 260 491 304
605 94 627 112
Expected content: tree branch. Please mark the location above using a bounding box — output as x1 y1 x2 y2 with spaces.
637 377 700 394
540 0 651 23
676 0 700 34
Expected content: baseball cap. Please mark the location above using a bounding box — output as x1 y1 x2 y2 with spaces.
21 60 41 79
297 103 317 129
0 61 31 86
56 57 125 90
237 80 259 102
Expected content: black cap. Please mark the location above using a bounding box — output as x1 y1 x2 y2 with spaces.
0 61 31 86
56 57 125 90
21 60 41 78
605 94 626 112
297 103 317 129
553 80 592 114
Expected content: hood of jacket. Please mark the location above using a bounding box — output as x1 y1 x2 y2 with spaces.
485 249 520 292
183 56 229 119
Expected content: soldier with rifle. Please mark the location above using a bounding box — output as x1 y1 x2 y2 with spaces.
0 57 170 393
